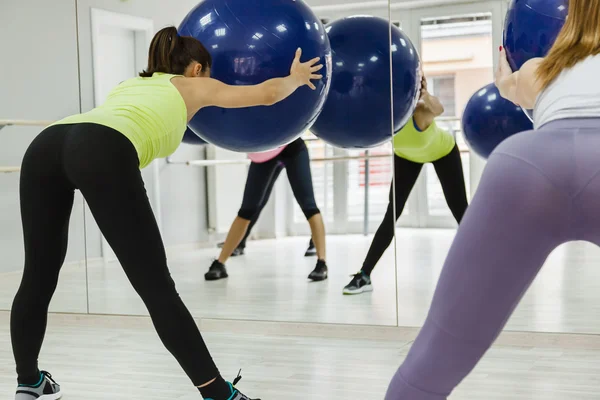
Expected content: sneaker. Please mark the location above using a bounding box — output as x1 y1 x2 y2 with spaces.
308 259 328 281
217 242 245 257
15 371 61 400
205 260 228 281
343 272 373 295
304 238 317 257
206 370 260 400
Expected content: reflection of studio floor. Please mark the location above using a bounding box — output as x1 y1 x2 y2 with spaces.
1 312 600 399
86 235 398 325
3 229 600 334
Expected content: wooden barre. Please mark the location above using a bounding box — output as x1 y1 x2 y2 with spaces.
0 167 21 173
0 119 54 127
173 149 470 167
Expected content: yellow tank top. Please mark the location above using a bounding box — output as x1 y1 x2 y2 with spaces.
393 117 456 163
52 73 188 169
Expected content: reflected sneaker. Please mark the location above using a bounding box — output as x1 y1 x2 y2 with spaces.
15 371 61 400
205 259 228 281
206 371 260 400
304 239 317 257
308 259 328 281
217 242 245 257
343 271 373 295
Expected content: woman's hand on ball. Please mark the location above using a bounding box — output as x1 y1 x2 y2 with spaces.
291 48 323 90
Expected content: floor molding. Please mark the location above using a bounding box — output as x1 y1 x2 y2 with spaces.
3 310 600 350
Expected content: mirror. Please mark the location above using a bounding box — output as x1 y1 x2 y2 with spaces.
81 0 399 327
0 130 89 314
391 1 600 338
392 8 493 328
0 0 88 315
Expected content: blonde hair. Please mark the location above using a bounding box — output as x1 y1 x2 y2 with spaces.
537 0 600 90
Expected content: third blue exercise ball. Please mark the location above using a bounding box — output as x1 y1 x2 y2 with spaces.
182 127 207 145
503 0 568 121
179 0 332 152
310 15 421 149
461 83 533 159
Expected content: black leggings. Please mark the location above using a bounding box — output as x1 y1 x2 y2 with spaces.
11 123 218 385
237 138 320 221
361 144 468 275
238 162 284 248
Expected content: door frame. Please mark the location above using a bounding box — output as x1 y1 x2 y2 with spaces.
398 0 505 228
90 9 156 263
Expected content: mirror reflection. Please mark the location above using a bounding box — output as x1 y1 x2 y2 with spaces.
82 3 400 326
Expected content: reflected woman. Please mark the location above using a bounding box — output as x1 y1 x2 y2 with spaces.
343 74 469 295
205 137 328 282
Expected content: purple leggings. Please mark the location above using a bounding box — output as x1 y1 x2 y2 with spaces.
386 118 600 399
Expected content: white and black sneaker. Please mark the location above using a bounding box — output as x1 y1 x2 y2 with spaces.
205 259 229 281
308 259 328 281
217 241 245 257
343 272 373 295
15 371 61 400
206 370 260 400
304 238 317 257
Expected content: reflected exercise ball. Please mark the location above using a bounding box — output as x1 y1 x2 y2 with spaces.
462 83 533 159
182 127 208 145
179 0 332 152
503 0 568 120
310 15 421 149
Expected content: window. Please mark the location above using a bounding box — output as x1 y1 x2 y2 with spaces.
427 75 456 117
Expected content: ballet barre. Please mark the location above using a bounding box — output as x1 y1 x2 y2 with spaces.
0 119 54 173
166 152 394 167
0 167 21 174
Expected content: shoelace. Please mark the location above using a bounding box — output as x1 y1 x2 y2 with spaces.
39 371 57 386
232 369 243 386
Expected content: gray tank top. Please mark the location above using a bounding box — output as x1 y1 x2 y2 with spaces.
534 54 600 129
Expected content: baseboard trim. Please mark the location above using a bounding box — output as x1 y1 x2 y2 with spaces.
199 318 600 349
4 310 599 350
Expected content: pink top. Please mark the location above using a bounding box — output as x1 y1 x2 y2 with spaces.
247 145 287 163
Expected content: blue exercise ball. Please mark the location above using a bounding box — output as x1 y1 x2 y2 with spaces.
462 83 533 159
503 0 568 121
182 127 208 145
179 0 332 152
311 16 421 149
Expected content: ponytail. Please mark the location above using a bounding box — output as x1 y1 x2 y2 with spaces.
140 26 212 77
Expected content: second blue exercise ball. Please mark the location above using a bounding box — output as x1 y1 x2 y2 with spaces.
462 83 533 159
503 0 568 121
179 0 332 152
311 15 421 149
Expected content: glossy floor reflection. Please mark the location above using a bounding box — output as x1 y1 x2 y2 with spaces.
86 235 399 326
1 312 599 399
395 229 600 334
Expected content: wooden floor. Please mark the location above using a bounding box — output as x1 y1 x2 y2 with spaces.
2 312 600 399
3 230 600 334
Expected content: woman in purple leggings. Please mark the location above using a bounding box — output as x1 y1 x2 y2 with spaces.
385 1 600 398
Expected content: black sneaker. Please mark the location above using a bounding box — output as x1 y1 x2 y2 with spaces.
205 370 260 400
217 242 245 257
205 260 228 281
343 271 373 295
308 259 328 281
15 370 61 400
304 238 317 257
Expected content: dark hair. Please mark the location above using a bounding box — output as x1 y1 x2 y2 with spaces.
140 26 212 77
